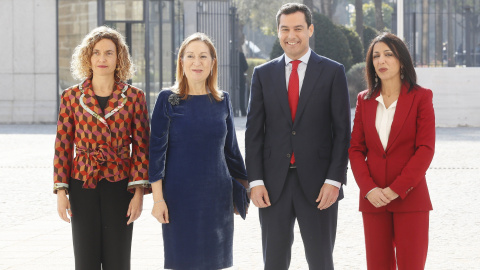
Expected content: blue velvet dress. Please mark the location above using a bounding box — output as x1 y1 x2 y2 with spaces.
149 90 247 270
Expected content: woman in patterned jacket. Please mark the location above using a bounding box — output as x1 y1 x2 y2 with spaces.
53 26 150 270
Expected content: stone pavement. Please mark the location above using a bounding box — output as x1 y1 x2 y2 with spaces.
0 120 479 270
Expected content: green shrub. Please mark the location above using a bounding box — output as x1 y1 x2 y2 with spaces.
269 13 354 71
362 2 394 31
363 25 379 56
270 39 283 60
313 12 353 71
339 25 364 66
246 58 268 89
346 62 367 108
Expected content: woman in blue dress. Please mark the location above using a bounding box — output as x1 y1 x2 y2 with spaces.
149 32 249 270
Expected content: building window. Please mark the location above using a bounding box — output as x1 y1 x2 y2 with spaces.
58 0 98 91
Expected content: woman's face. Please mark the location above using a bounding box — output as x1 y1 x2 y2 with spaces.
181 40 215 85
372 42 401 83
90 39 117 78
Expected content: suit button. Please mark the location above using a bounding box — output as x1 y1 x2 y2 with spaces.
383 154 386 159
292 131 296 135
286 153 291 158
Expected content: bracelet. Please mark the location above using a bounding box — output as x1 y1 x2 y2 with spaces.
365 187 379 199
154 199 165 204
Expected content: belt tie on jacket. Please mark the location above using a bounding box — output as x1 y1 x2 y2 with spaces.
76 145 128 188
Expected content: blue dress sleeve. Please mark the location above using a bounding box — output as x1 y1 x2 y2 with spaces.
223 92 248 180
149 91 170 183
223 92 249 219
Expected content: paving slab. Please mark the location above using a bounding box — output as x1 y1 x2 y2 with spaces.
0 121 479 269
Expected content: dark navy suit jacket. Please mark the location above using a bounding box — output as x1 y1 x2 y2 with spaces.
245 51 351 205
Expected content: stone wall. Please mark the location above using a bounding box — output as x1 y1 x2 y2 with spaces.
0 0 57 124
416 67 480 127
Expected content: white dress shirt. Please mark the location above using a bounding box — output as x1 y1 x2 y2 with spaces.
364 95 398 198
284 50 311 93
250 49 341 189
375 95 398 150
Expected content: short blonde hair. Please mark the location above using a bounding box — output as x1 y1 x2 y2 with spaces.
70 26 134 81
173 32 222 101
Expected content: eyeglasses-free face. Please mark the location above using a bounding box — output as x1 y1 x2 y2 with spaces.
90 38 118 79
277 11 314 60
181 40 215 87
372 41 402 83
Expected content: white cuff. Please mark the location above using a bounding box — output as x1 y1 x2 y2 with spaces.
324 179 341 189
249 180 265 188
128 180 150 187
54 183 69 189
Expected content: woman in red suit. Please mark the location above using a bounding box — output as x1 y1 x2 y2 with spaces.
349 32 435 270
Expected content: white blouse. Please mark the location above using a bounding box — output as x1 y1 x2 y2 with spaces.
375 95 398 150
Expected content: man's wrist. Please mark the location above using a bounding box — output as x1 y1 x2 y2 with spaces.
249 180 265 188
324 179 341 189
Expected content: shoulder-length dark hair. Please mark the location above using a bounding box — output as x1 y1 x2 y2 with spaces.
365 32 417 99
172 32 222 102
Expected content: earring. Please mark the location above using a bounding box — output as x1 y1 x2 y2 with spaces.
210 69 213 76
400 68 404 80
374 73 378 86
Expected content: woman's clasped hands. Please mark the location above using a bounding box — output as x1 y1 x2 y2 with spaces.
366 187 399 208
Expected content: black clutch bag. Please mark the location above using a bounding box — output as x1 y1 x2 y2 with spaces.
232 178 249 219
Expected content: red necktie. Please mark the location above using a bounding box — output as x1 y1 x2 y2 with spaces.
288 60 301 164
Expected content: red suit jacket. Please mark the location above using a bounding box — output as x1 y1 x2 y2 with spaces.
349 83 435 213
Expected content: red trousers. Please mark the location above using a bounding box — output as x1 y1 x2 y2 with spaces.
362 211 429 270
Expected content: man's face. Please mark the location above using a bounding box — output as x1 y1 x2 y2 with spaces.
277 11 314 60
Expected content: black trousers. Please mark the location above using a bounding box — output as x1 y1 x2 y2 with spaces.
69 178 134 270
259 168 338 270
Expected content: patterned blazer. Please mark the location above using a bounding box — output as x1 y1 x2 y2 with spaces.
53 79 150 193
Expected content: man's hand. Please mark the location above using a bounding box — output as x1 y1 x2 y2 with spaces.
316 183 339 210
250 185 271 208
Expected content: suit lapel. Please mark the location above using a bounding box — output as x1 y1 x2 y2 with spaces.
365 92 385 153
386 83 414 152
104 81 128 119
80 79 104 118
78 79 127 129
294 52 322 125
271 56 292 124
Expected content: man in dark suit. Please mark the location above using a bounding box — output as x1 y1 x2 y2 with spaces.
245 3 350 270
